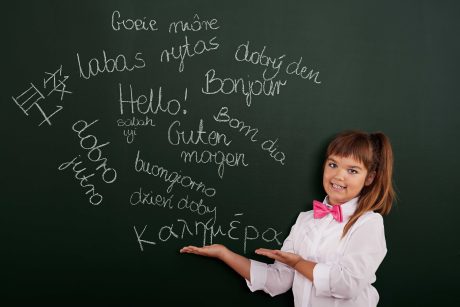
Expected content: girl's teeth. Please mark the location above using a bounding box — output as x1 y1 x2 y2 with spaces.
333 184 344 189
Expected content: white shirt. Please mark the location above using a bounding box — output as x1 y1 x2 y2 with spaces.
246 197 387 307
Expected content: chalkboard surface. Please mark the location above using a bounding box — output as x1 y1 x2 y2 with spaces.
3 0 459 306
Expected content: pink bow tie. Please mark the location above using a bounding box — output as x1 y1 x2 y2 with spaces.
313 200 343 222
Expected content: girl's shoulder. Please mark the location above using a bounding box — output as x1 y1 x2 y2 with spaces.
359 211 384 223
295 209 315 224
352 211 385 232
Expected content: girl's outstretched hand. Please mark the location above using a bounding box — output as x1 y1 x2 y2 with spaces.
180 244 228 259
180 244 251 280
255 248 302 268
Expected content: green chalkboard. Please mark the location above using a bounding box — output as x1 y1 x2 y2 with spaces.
3 0 459 306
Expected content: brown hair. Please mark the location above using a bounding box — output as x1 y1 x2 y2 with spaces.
325 130 396 237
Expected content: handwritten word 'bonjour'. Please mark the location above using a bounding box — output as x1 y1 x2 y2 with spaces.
202 68 287 107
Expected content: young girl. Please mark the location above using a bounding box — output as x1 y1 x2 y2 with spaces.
180 130 395 307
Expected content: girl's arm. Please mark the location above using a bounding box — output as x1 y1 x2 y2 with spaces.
256 214 387 299
180 244 251 280
255 248 317 281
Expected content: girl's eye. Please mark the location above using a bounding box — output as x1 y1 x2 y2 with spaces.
348 169 358 174
328 162 337 168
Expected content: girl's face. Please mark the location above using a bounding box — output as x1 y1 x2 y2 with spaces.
323 155 375 205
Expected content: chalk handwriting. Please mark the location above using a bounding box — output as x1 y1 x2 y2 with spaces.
167 119 231 146
119 83 186 116
77 50 145 80
123 128 137 144
12 65 71 126
118 84 185 144
168 14 219 33
261 138 286 165
286 56 322 83
72 119 118 183
130 188 217 223
235 41 285 80
43 65 72 100
160 35 219 72
213 106 286 165
235 41 322 84
58 155 103 205
134 213 283 253
134 150 216 197
201 68 287 107
117 115 156 127
117 116 155 144
166 118 244 178
213 107 259 142
130 187 175 209
111 10 158 31
180 150 248 179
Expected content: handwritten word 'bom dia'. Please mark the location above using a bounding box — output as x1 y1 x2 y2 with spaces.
77 50 145 80
134 213 283 254
214 107 286 165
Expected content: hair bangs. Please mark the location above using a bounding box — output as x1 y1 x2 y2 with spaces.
326 131 374 170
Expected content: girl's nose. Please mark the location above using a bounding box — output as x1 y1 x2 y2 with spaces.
334 169 346 180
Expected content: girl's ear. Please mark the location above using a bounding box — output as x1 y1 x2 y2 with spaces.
365 171 376 186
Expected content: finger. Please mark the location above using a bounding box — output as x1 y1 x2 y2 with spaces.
255 250 279 260
272 250 284 256
255 248 274 256
255 249 269 256
255 248 282 256
180 246 201 253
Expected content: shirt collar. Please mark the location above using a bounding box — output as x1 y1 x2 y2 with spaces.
323 196 359 219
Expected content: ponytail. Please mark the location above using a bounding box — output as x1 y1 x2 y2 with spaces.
342 132 395 237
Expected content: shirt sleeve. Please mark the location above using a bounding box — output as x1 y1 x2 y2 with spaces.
246 213 305 296
246 259 294 296
313 213 387 299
